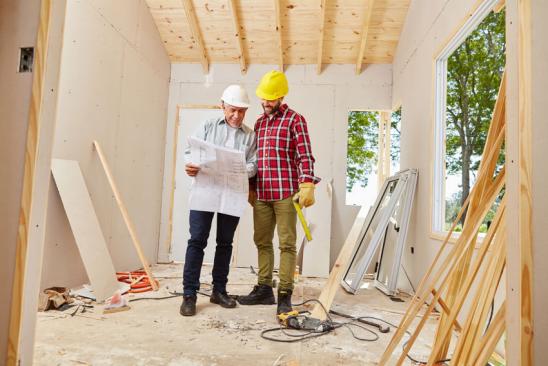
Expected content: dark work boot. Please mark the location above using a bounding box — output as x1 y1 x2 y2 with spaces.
237 284 276 305
210 290 237 308
180 295 197 316
276 289 293 315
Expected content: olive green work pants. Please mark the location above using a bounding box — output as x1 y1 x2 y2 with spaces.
253 197 297 291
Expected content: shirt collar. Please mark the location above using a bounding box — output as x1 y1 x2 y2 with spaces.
219 117 244 130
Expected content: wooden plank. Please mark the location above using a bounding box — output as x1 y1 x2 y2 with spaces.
181 0 209 73
274 0 283 71
310 205 369 320
355 0 375 74
493 0 505 13
93 141 159 291
518 0 534 363
379 142 506 364
16 1 68 363
316 0 327 74
227 0 247 74
51 159 120 302
6 1 53 364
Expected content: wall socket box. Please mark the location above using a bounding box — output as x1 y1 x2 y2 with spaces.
19 47 34 73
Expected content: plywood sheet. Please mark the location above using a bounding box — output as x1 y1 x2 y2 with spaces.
51 159 119 302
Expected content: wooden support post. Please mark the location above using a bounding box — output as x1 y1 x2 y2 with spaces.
274 0 284 71
316 0 327 74
93 141 159 291
355 0 375 74
227 0 247 74
181 0 209 74
6 1 53 364
516 0 534 362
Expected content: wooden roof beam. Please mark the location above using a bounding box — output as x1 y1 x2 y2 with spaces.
227 0 247 74
274 0 283 71
181 0 209 74
355 0 375 74
316 0 327 74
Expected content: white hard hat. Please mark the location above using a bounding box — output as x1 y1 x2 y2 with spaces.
221 84 250 108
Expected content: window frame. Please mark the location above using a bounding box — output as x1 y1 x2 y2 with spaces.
431 0 501 240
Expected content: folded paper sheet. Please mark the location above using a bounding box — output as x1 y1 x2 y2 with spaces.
188 136 248 217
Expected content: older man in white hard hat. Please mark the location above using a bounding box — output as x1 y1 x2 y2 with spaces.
180 85 257 317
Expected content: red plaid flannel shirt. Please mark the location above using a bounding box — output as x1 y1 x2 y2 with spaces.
253 104 320 201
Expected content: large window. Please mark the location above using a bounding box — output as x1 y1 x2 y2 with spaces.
346 109 401 206
432 1 505 235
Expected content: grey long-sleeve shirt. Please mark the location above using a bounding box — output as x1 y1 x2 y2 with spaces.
184 117 258 178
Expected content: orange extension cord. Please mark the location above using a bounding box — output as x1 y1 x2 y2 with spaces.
116 271 157 293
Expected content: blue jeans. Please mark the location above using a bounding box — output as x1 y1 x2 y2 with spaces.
183 210 240 296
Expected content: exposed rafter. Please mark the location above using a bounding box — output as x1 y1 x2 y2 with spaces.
356 0 376 74
227 0 247 74
274 0 284 71
317 0 328 74
181 0 209 74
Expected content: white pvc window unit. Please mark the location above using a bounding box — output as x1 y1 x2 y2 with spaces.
431 0 500 237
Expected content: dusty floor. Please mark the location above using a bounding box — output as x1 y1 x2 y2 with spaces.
34 264 441 365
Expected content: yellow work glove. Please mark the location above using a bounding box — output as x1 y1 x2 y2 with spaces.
297 182 315 208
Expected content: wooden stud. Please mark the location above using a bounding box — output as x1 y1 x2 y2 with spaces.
356 0 375 74
93 141 159 291
274 0 283 71
227 0 247 74
7 1 52 364
316 0 327 74
517 0 534 363
181 0 209 74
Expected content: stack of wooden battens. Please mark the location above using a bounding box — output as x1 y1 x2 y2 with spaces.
379 74 507 365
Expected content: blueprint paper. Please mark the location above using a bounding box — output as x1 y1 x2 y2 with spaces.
188 136 248 217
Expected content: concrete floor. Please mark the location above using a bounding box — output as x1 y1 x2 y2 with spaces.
33 264 441 365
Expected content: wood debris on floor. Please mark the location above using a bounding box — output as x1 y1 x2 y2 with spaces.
34 264 444 366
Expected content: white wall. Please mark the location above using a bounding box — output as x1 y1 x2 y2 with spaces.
160 63 392 270
40 0 171 289
391 0 492 287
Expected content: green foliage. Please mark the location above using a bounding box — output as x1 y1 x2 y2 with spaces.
444 10 505 225
391 107 401 164
346 111 378 191
346 108 401 192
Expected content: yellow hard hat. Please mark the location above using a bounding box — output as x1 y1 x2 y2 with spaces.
256 70 289 100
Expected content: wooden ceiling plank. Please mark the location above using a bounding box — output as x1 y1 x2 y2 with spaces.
274 0 283 71
356 0 376 74
227 0 247 74
181 0 209 73
317 0 328 74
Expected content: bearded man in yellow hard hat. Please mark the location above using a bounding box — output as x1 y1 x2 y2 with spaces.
237 71 320 316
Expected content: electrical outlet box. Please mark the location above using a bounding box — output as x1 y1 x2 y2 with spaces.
19 47 34 73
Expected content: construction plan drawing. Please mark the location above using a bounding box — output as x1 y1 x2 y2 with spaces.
188 136 248 217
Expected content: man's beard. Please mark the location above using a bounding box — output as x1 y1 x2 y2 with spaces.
263 101 281 115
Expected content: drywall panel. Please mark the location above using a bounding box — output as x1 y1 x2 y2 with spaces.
0 0 41 361
51 159 119 302
161 63 392 275
41 0 170 290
